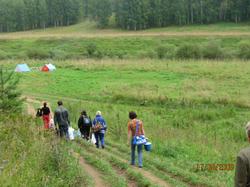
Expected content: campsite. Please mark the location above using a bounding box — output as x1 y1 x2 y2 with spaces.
1 1 250 187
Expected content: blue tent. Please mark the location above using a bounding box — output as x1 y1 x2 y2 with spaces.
15 64 31 72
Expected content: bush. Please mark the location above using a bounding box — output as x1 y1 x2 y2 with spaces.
27 49 51 59
0 50 7 60
238 41 250 59
202 41 224 59
155 44 176 59
50 49 67 60
86 43 97 57
176 44 202 59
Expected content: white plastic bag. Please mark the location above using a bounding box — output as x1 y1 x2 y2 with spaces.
49 118 54 129
91 134 96 144
68 127 75 140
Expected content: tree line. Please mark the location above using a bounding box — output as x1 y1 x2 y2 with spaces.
0 0 81 32
0 0 250 32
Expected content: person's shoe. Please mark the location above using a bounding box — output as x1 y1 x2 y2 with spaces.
138 166 143 168
101 145 105 149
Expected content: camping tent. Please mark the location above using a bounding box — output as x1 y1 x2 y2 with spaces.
15 64 31 72
41 63 56 72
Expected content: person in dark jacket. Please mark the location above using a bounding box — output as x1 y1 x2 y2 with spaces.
235 122 250 187
54 101 70 138
78 110 92 141
41 102 51 129
92 111 107 148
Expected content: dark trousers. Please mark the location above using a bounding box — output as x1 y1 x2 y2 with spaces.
80 126 91 140
94 132 105 148
59 125 68 139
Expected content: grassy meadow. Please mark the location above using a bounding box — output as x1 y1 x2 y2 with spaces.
2 22 250 186
1 59 249 186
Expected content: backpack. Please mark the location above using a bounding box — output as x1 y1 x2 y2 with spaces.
83 116 91 127
36 108 42 117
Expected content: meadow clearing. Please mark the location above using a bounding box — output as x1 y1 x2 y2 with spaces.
1 22 250 187
1 58 249 186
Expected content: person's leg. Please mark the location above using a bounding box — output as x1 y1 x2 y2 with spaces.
59 125 64 137
80 128 84 138
64 126 69 140
86 126 90 140
131 141 136 165
42 115 47 129
137 144 143 167
45 115 50 129
94 133 99 148
100 133 105 148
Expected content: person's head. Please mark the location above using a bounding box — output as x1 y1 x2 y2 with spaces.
81 110 87 116
43 102 47 107
96 111 101 116
129 111 137 120
246 122 250 142
57 101 63 106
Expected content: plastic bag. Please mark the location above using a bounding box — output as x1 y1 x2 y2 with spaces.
68 127 75 140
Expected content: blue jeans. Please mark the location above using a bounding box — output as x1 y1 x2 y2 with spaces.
94 132 105 148
131 140 143 167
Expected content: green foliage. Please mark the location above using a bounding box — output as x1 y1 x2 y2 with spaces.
202 41 224 59
0 66 23 113
176 44 202 59
155 44 176 59
86 43 97 57
0 116 89 186
27 48 51 59
238 41 250 59
1 37 250 60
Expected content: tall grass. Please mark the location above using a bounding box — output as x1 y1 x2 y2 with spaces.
0 114 89 186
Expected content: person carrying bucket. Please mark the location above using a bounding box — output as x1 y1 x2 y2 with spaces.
127 111 145 168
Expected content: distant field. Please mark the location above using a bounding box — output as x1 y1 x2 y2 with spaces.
1 22 250 39
3 59 249 186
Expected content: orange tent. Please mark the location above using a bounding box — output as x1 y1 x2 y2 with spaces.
41 65 49 72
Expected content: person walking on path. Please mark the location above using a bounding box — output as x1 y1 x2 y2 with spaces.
54 101 70 138
41 102 50 129
235 122 250 186
127 111 145 168
92 111 107 148
78 110 92 141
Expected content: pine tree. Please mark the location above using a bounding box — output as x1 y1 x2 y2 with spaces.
0 66 23 113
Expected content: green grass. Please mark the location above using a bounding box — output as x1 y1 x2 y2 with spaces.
4 59 249 186
0 36 250 60
0 114 91 187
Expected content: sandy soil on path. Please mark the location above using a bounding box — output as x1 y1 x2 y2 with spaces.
71 151 108 187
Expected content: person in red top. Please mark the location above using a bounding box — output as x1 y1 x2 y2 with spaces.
127 111 145 168
41 102 50 129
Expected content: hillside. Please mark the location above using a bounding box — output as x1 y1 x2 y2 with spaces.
1 22 250 39
1 22 250 187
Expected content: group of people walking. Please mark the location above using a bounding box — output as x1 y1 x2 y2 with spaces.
38 100 147 168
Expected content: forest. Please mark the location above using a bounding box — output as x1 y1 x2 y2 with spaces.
0 0 250 32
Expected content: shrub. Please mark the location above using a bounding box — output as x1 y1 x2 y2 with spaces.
50 49 67 60
202 41 224 59
0 50 7 60
176 43 202 59
238 41 250 59
155 44 176 59
27 49 51 59
86 43 97 57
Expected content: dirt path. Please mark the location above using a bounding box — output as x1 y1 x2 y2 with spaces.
71 151 108 187
103 150 170 187
2 31 250 39
26 95 171 187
